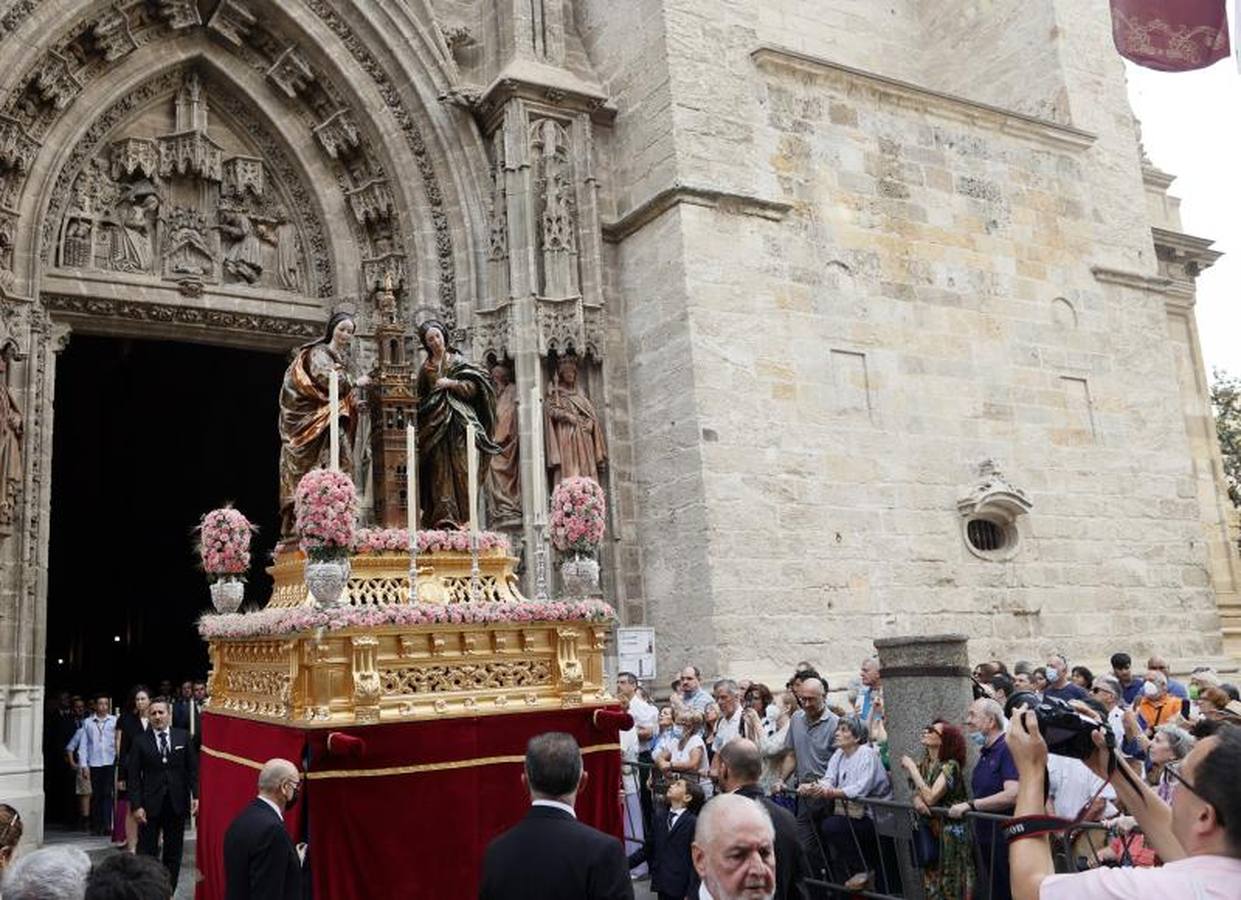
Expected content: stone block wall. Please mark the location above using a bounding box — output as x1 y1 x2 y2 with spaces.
576 0 1229 683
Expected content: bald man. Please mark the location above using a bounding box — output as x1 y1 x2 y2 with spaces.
692 793 777 900
223 758 303 900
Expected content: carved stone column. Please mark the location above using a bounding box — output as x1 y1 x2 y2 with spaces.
0 302 69 846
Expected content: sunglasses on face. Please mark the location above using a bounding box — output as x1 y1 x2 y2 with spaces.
923 726 942 737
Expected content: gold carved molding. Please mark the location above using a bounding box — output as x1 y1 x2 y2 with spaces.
206 620 613 727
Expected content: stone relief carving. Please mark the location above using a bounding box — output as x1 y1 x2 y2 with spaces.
206 0 256 47
313 109 361 160
530 117 579 299
50 70 309 294
0 334 22 540
535 297 604 358
40 292 321 340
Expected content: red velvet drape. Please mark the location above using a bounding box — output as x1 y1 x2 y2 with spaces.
196 708 623 900
195 715 307 900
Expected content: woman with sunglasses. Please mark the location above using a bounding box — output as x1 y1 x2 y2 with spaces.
899 720 974 899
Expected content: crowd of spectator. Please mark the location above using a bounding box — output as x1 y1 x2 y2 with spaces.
617 649 1241 899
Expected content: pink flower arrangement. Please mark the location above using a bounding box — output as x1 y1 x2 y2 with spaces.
549 476 606 554
198 507 255 582
293 468 357 561
351 528 512 556
198 598 616 639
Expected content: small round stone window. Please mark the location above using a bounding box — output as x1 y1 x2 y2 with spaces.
966 518 1005 553
963 516 1019 561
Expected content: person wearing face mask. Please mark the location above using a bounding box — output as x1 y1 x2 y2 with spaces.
223 757 304 900
1041 654 1088 703
1136 670 1182 744
949 698 1018 900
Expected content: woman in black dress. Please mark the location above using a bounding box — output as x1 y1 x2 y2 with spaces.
113 684 150 852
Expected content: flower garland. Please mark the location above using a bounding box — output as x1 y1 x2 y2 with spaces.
549 476 606 554
351 527 512 556
197 507 255 583
198 598 616 639
294 468 357 561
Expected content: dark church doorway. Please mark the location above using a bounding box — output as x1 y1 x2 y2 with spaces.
47 335 286 704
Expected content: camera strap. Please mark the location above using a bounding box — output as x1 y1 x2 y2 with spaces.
1004 748 1120 844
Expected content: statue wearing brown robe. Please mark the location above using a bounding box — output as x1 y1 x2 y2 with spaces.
486 364 521 527
414 321 499 529
544 355 607 487
277 312 364 536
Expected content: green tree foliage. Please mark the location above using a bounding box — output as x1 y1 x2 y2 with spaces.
1211 368 1241 508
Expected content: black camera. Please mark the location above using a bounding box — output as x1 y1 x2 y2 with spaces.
1004 692 1114 760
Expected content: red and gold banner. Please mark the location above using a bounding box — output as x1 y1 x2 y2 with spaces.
1110 0 1231 71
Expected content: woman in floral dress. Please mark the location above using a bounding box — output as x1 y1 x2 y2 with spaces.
899 720 974 899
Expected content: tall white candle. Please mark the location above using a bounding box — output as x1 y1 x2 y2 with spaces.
466 420 479 535
531 385 547 525
328 368 340 472
406 422 417 537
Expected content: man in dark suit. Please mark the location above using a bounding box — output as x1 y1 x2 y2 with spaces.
172 681 203 750
128 697 197 890
223 757 303 900
479 732 633 900
716 738 810 900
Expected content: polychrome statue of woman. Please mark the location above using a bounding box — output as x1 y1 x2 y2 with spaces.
277 312 368 536
414 319 498 529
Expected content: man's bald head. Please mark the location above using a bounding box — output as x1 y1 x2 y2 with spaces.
693 794 776 900
718 737 762 790
257 758 299 794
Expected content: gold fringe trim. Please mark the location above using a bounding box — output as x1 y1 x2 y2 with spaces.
201 743 621 780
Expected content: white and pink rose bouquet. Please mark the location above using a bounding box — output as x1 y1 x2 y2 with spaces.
293 468 357 562
198 507 255 583
549 476 606 555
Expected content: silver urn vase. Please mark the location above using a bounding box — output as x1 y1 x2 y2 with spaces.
209 577 245 614
305 557 351 606
560 552 600 598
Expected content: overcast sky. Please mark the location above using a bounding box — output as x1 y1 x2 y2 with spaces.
1124 0 1240 381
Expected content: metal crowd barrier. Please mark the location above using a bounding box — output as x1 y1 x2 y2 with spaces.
619 755 1145 900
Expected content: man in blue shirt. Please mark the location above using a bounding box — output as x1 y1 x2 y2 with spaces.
1111 652 1144 706
1042 653 1089 703
950 698 1018 900
65 694 117 835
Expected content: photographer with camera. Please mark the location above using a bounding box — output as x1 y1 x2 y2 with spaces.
1006 695 1241 898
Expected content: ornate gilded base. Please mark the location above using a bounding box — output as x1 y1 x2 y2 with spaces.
206 619 612 726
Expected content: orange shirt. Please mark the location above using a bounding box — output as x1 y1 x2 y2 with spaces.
1136 696 1180 731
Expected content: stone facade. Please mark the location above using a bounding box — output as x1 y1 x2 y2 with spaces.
0 0 1235 841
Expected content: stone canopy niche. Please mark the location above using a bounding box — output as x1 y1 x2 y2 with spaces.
54 71 307 296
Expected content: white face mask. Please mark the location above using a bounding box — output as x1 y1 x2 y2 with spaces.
1045 667 1060 683
1142 681 1160 698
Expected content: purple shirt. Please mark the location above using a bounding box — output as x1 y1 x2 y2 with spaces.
973 733 1018 804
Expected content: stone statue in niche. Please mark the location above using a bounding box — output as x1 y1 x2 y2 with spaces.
544 354 607 487
414 320 499 529
111 181 159 273
277 312 370 537
62 219 93 268
486 362 521 527
0 344 22 539
219 210 263 283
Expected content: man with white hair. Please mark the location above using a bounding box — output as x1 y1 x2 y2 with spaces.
223 757 303 899
692 793 777 900
1 845 91 900
951 697 1019 900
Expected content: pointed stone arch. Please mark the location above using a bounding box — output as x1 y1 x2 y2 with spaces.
0 0 492 327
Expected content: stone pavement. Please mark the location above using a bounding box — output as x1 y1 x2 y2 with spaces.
43 826 199 900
